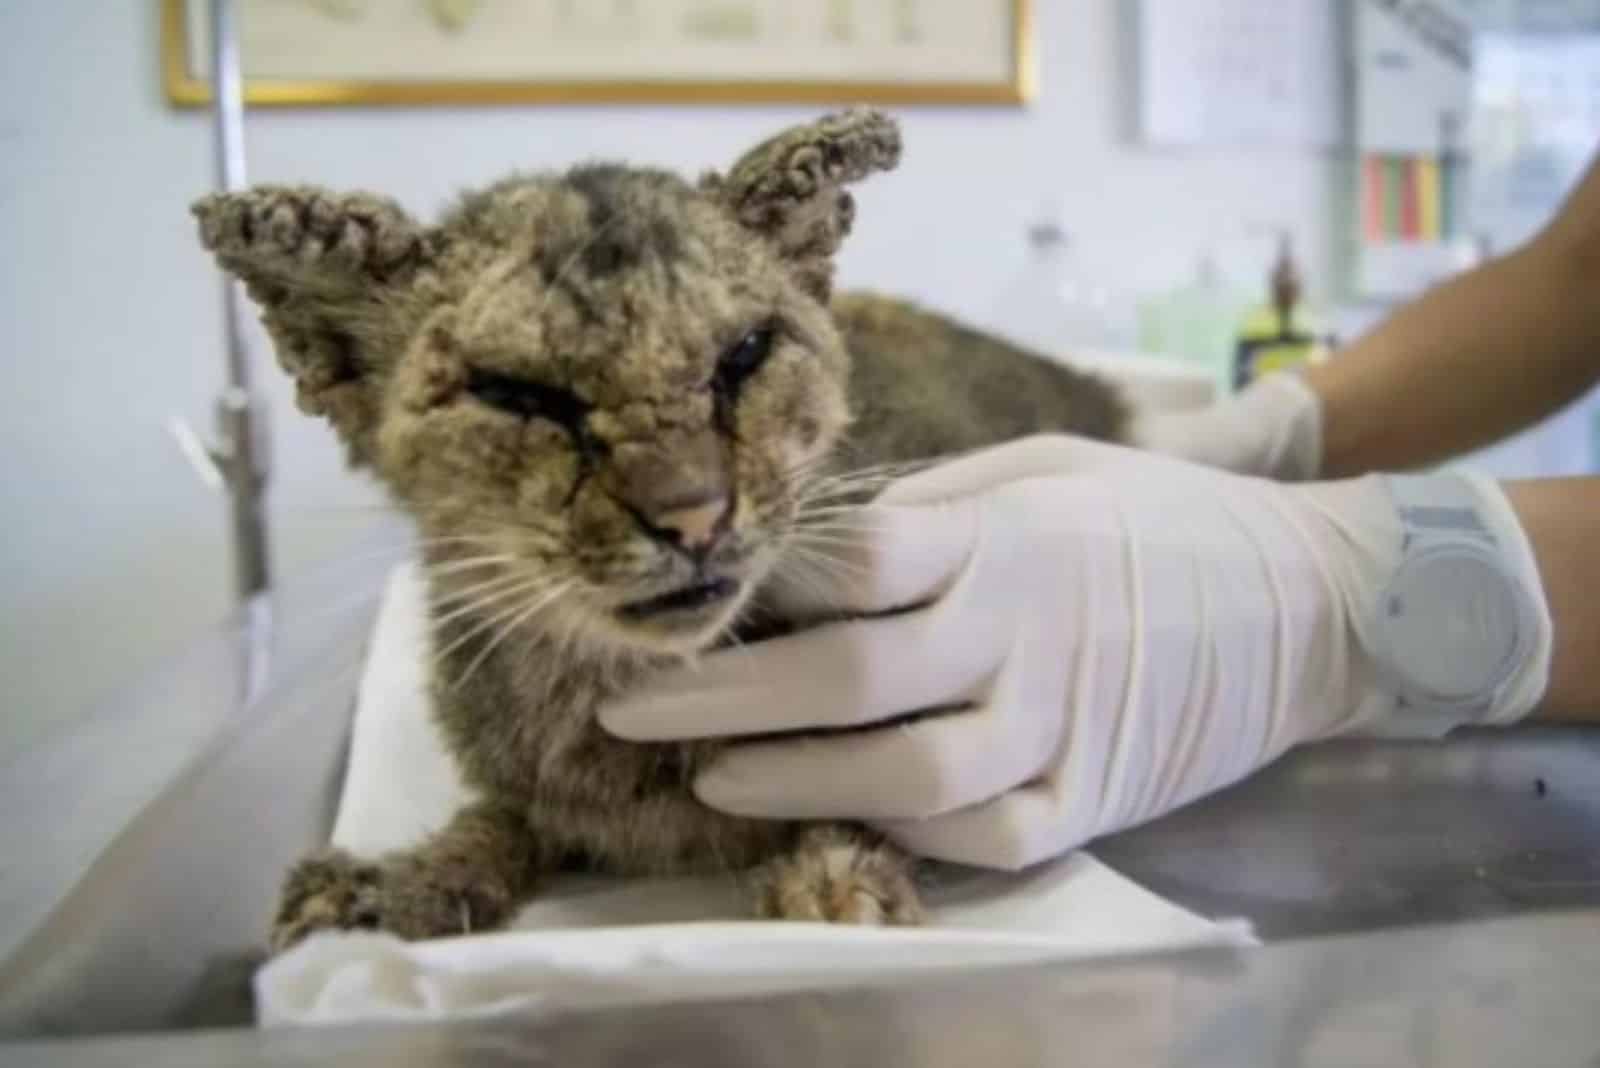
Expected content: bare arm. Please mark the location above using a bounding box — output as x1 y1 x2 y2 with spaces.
1309 154 1600 478
1504 478 1600 722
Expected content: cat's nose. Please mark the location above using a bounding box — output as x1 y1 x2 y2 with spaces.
649 493 733 555
611 431 734 559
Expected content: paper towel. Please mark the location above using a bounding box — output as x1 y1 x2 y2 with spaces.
257 564 1253 1026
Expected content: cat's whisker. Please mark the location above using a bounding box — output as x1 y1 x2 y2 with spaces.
778 452 843 484
797 473 917 501
791 475 911 509
795 493 884 510
790 523 889 544
421 553 519 579
426 568 544 622
783 535 877 561
717 623 749 654
412 534 521 554
778 542 874 586
297 538 434 574
778 555 875 592
788 519 881 540
787 524 881 554
817 457 934 480
772 546 845 592
428 572 553 639
430 592 547 682
450 580 577 692
425 556 531 588
796 457 934 490
785 529 889 552
723 596 762 642
799 463 931 488
792 507 894 528
319 532 510 574
793 500 893 522
257 581 391 653
428 574 560 657
285 503 412 517
411 531 504 543
543 600 589 676
793 513 889 530
771 549 862 611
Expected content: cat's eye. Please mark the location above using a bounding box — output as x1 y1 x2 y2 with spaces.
466 368 588 427
713 325 776 395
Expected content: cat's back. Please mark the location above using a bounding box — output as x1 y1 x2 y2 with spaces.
832 293 1127 465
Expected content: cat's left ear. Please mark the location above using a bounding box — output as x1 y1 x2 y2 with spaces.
703 108 901 300
192 186 443 463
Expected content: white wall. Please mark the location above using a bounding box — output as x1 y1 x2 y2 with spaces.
0 1 1338 752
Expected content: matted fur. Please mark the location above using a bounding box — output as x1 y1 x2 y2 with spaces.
193 110 1126 952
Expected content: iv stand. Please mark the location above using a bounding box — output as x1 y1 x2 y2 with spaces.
175 0 274 705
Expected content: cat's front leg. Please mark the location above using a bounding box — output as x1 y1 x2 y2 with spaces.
270 800 542 953
752 825 924 925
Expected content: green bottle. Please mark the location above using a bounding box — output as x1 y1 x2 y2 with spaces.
1233 234 1327 390
1135 253 1242 396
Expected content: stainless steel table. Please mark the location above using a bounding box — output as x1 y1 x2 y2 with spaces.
1095 726 1600 940
3 524 1597 1060
5 909 1599 1066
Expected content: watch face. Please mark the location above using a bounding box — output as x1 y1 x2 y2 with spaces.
1376 540 1527 711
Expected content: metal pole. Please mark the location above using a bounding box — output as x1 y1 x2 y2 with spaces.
209 0 273 701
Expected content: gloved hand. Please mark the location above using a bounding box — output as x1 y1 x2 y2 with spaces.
601 436 1551 870
1133 371 1324 480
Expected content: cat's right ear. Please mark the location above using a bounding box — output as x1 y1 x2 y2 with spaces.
192 186 441 461
704 109 901 301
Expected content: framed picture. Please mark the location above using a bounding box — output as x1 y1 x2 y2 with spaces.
161 0 1034 107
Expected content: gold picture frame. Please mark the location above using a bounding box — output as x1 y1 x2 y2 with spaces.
162 0 1034 108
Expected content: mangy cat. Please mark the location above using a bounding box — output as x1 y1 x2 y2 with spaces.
191 110 1126 952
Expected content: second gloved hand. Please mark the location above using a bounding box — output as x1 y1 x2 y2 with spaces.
601 436 1549 869
1133 371 1323 480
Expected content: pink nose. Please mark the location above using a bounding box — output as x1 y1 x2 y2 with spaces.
608 430 733 557
654 497 729 552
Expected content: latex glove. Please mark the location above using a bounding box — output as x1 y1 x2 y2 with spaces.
601 437 1551 870
1133 372 1323 480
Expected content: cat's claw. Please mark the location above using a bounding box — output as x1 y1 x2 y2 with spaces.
753 827 924 925
270 848 514 953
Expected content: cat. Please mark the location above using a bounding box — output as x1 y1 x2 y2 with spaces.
192 109 1127 952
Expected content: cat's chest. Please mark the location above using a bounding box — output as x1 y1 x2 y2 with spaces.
437 634 791 873
448 648 720 803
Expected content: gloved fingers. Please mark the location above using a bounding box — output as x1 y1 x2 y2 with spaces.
878 434 1164 507
772 496 979 619
689 683 1046 821
876 778 1081 870
1131 373 1322 481
600 598 1002 741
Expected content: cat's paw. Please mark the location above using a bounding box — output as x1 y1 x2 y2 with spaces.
269 849 384 953
753 827 924 925
269 848 515 953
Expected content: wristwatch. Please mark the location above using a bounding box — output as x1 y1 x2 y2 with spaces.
1370 473 1543 733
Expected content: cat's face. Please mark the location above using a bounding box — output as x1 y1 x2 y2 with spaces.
194 109 900 654
378 169 852 651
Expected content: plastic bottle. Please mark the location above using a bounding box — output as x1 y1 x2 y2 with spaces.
1232 233 1329 390
994 218 1140 357
1136 251 1245 396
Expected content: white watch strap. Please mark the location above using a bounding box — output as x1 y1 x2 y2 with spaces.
1374 472 1552 730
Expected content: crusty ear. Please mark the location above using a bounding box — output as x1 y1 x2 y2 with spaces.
703 108 901 300
192 186 441 463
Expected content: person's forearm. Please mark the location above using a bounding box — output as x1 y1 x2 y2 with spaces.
1507 478 1600 721
1307 157 1600 478
1308 238 1600 478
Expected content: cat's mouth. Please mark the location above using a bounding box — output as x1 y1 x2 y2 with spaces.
617 576 740 620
